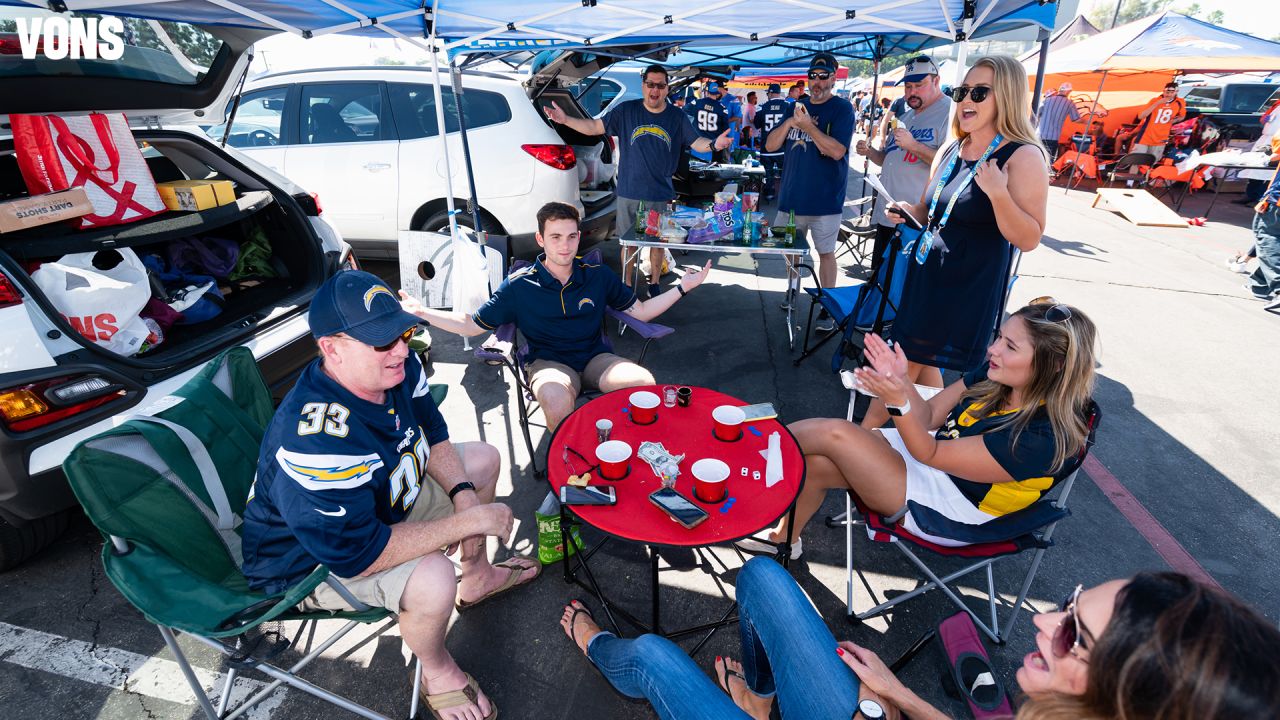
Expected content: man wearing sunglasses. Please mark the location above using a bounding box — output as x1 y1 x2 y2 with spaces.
765 52 856 328
856 56 951 276
243 270 532 720
545 64 730 298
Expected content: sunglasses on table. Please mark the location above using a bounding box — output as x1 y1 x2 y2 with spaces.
644 81 669 90
949 85 991 103
337 326 416 353
1052 584 1094 661
807 71 832 81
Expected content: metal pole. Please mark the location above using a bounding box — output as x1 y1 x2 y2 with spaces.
1031 28 1050 115
427 0 458 244
1110 0 1124 30
861 39 882 199
450 60 485 233
1065 70 1108 194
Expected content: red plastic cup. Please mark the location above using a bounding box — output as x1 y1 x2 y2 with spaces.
595 440 632 480
692 458 731 503
712 405 745 441
629 390 660 425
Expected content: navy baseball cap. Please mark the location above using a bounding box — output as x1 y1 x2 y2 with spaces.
706 81 721 94
309 270 422 345
809 52 838 74
903 56 939 83
767 83 782 94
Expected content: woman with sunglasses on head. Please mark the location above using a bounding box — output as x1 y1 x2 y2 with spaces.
860 55 1050 432
558 559 1280 720
739 302 1094 560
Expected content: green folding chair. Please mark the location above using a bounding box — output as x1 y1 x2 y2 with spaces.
63 347 427 720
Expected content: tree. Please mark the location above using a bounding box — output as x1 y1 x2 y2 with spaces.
1177 3 1225 25
1088 0 1173 29
0 19 15 32
1205 9 1225 24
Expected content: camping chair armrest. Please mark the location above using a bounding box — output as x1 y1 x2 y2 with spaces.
475 324 516 365
607 307 674 340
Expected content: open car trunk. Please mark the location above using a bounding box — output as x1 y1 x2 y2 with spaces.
528 83 616 217
0 130 323 379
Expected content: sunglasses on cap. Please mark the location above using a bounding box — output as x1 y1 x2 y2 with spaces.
1052 584 1094 662
808 71 832 81
337 326 415 353
949 85 991 103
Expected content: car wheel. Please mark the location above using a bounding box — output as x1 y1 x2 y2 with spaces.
417 209 503 235
0 510 72 571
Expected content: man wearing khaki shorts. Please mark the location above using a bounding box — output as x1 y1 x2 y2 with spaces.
243 270 535 720
406 201 710 431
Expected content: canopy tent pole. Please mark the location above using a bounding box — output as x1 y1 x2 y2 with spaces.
450 61 485 234
861 39 883 200
1065 69 1108 194
1031 27 1050 114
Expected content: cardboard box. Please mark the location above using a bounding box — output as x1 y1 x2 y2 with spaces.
156 180 236 212
0 188 93 233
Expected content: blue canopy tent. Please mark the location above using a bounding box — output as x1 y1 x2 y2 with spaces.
1 0 1059 255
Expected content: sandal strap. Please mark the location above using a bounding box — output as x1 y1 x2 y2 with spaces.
425 673 480 711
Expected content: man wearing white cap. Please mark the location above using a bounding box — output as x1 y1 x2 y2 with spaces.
856 56 951 276
1036 83 1082 161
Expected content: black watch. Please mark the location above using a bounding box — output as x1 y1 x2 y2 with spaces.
857 699 886 720
676 285 687 297
447 481 476 500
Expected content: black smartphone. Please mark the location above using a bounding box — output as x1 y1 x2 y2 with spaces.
887 205 924 231
648 488 710 529
561 485 617 506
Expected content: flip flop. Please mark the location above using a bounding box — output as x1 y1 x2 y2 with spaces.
420 672 497 720
562 600 595 654
715 656 747 695
455 557 539 612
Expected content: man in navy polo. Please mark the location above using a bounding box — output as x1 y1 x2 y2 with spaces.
404 201 711 431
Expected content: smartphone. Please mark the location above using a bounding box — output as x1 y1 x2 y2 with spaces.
738 402 778 422
887 204 924 231
648 488 710 529
560 485 617 506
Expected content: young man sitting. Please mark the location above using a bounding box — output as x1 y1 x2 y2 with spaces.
402 201 711 431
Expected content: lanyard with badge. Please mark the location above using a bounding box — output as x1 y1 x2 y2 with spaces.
915 133 1004 264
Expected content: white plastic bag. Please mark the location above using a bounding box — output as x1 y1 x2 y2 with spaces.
450 226 491 316
32 248 153 356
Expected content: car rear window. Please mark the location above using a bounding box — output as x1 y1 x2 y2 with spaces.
389 83 512 140
0 11 225 85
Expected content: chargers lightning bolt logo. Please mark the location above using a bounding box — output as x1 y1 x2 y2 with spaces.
578 297 596 310
630 125 672 149
363 285 397 311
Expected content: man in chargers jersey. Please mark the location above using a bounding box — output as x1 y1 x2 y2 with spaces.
753 83 793 201
243 270 533 720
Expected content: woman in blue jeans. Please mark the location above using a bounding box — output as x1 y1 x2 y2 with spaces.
559 556 875 720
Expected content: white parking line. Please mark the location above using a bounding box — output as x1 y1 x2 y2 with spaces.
0 621 287 719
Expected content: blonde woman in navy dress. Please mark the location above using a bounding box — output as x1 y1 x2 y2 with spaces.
862 55 1050 430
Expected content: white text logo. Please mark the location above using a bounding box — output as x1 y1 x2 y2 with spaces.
15 17 125 61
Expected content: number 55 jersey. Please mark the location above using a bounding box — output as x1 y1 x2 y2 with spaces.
242 353 449 594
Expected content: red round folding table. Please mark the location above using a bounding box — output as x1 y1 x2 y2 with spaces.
547 385 805 648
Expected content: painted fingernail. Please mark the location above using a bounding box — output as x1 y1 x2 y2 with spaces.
836 647 844 656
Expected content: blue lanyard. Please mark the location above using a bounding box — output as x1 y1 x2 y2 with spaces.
913 134 1003 264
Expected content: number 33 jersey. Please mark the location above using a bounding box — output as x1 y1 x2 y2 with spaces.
242 353 450 594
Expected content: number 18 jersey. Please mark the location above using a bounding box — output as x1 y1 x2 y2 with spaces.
242 353 450 594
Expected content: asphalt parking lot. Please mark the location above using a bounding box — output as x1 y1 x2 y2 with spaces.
1 163 1277 720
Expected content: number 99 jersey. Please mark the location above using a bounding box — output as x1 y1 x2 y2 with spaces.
242 352 450 594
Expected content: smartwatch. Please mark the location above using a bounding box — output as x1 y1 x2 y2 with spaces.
858 698 886 720
676 285 688 297
886 399 911 417
447 481 476 500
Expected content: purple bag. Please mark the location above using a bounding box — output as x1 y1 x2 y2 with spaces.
167 236 239 280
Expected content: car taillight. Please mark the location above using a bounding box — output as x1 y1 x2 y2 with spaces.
293 192 322 216
0 272 22 308
521 144 577 171
310 192 323 215
0 375 125 433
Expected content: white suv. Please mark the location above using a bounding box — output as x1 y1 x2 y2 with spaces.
0 12 352 569
207 66 617 257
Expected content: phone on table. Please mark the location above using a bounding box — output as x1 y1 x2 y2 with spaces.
739 402 777 422
649 487 710 529
887 204 924 231
560 485 617 506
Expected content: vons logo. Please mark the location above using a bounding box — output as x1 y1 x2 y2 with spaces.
13 16 125 61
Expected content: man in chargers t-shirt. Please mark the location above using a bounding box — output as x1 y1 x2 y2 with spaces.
766 52 854 331
856 56 952 276
545 64 730 298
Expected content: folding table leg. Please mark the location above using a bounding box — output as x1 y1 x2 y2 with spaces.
650 546 662 635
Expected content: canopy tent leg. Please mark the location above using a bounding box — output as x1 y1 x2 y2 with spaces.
1031 27 1050 115
450 62 485 235
860 44 883 200
1066 70 1108 195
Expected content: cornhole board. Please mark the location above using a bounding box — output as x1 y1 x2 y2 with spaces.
1092 189 1187 228
398 230 507 308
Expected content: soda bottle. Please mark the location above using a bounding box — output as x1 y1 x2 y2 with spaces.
785 210 796 247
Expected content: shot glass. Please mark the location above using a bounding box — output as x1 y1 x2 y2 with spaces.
663 385 678 408
677 386 692 407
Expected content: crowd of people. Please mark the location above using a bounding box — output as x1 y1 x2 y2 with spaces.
231 50 1280 720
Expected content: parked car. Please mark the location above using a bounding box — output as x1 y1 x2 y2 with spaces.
0 12 353 570
1177 82 1280 145
205 66 617 258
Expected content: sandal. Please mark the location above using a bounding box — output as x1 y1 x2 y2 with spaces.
716 656 747 695
419 673 497 720
563 599 596 655
455 557 539 612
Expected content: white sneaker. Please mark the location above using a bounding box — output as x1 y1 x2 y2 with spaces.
735 536 803 560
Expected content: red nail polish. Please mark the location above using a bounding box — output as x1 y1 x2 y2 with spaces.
716 656 722 663
836 647 844 656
